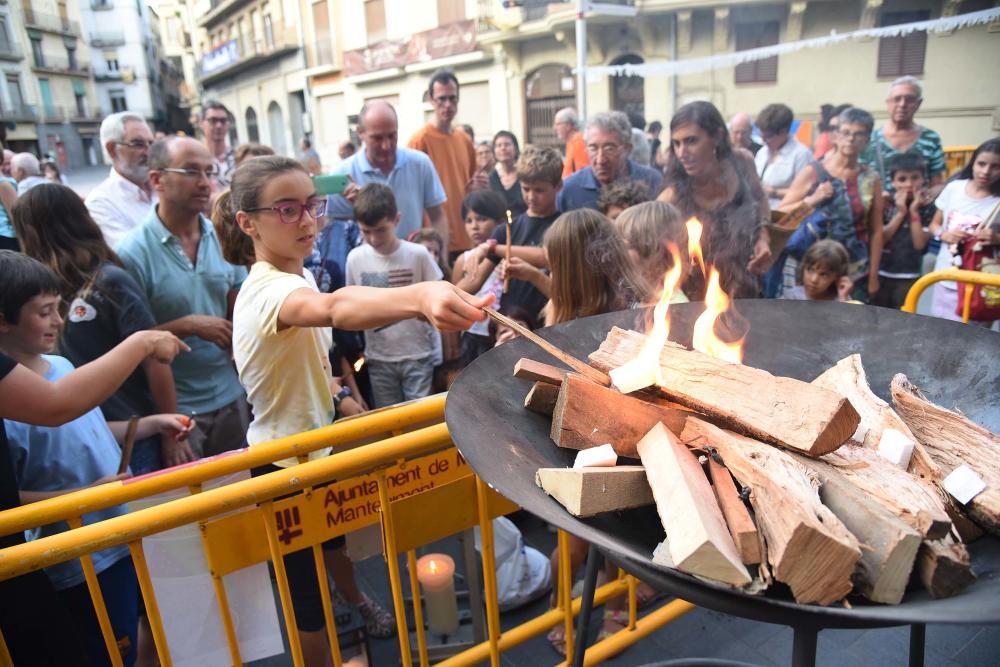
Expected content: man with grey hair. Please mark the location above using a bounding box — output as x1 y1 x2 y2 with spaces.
554 107 589 178
85 111 157 247
11 153 47 195
861 75 946 192
556 111 663 212
728 112 762 156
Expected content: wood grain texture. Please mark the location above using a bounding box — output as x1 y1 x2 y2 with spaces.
535 466 653 517
514 358 566 386
707 459 761 565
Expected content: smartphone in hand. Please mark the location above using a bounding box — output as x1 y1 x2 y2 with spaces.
313 174 349 196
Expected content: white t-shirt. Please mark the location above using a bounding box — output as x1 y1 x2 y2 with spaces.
233 261 335 467
755 138 814 210
345 240 443 361
932 179 1000 290
461 248 504 337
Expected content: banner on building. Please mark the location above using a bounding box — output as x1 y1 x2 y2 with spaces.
344 20 477 77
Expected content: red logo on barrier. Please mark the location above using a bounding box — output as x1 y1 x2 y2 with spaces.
276 506 303 545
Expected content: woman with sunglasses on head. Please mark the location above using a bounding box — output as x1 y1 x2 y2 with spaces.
778 107 884 302
212 155 493 667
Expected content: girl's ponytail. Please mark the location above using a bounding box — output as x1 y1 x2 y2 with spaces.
212 189 256 267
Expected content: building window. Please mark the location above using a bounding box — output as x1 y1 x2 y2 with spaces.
246 106 259 143
6 74 24 109
365 0 386 43
312 0 333 67
877 11 929 78
67 46 77 70
75 92 87 116
263 14 274 49
106 52 119 72
30 37 44 67
110 89 127 112
0 16 12 53
437 0 465 25
734 21 779 85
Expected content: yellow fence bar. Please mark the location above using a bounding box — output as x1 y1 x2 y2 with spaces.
0 395 447 540
127 541 173 667
0 423 451 581
901 268 1000 323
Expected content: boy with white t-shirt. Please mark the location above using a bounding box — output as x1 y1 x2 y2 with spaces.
346 184 443 407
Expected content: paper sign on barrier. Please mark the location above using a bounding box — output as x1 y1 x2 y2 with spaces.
128 472 283 666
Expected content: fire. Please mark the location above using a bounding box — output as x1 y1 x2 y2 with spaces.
353 356 366 373
612 218 746 393
692 269 745 364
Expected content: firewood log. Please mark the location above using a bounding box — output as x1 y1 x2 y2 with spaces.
535 466 653 517
589 327 860 457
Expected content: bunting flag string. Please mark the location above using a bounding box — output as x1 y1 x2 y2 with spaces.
584 8 1000 79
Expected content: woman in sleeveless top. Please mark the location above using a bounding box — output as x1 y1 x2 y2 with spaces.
779 107 884 300
658 101 772 299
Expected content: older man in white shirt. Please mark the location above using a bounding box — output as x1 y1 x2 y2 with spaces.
85 112 157 248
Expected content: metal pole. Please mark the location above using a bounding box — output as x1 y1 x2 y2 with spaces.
575 0 588 120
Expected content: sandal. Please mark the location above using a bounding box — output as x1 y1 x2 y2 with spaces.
547 625 567 657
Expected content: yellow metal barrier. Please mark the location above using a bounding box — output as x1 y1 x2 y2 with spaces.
901 268 1000 323
0 397 693 666
944 145 976 176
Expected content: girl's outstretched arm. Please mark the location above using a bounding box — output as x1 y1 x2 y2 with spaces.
278 282 495 332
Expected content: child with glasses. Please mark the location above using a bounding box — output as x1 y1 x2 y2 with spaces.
212 158 490 666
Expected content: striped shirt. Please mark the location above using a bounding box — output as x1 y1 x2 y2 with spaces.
862 125 946 189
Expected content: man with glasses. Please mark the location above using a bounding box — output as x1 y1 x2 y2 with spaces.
861 76 946 194
408 68 475 261
556 111 663 212
200 100 236 192
86 112 157 248
117 137 250 461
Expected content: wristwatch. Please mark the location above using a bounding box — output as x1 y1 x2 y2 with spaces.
333 386 353 406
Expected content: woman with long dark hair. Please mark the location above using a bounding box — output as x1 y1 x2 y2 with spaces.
11 183 191 473
657 101 771 298
489 130 527 217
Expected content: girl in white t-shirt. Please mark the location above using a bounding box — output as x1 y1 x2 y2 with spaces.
928 140 1000 322
212 156 493 667
453 190 507 364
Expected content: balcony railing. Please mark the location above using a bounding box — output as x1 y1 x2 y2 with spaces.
199 27 298 81
0 41 23 62
477 0 634 30
31 56 90 77
90 0 114 10
4 104 39 122
90 31 125 47
22 7 80 35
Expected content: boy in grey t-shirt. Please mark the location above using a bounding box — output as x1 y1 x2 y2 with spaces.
346 184 442 407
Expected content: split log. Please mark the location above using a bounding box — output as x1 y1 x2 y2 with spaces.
550 374 689 457
809 464 921 604
891 374 1000 536
525 382 560 417
681 418 861 605
706 460 761 565
589 327 860 457
514 358 566 385
535 466 653 517
637 423 751 587
917 535 976 599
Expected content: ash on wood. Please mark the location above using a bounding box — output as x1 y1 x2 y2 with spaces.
550 374 689 457
514 358 566 386
589 327 860 457
638 423 752 587
707 459 761 565
681 418 862 605
535 466 653 517
892 374 1000 537
525 381 560 416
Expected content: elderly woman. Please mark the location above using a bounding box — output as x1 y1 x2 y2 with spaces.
488 130 526 217
755 103 814 210
779 107 884 300
861 76 947 193
657 101 771 299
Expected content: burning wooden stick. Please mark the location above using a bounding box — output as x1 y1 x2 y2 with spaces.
483 308 611 386
503 209 513 294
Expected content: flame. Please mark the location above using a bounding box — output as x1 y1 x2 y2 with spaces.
686 217 705 275
692 269 745 364
428 560 438 574
353 356 366 373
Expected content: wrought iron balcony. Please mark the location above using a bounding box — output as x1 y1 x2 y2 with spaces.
22 7 80 35
90 31 126 47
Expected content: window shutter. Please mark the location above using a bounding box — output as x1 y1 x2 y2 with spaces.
877 35 903 77
900 30 926 75
878 11 929 78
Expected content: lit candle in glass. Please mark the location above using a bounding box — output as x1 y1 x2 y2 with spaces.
415 553 459 636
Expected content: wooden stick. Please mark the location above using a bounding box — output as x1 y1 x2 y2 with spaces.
707 459 761 565
483 308 611 386
503 209 513 294
118 415 140 474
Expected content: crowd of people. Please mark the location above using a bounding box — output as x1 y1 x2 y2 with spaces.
1 68 999 666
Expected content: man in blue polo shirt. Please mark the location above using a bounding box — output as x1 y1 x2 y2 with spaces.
556 110 663 212
328 100 447 240
117 136 248 460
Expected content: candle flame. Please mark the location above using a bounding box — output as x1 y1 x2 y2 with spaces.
428 560 438 574
353 356 366 373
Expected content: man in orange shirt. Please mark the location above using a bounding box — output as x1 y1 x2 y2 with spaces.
555 107 589 179
408 68 475 261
